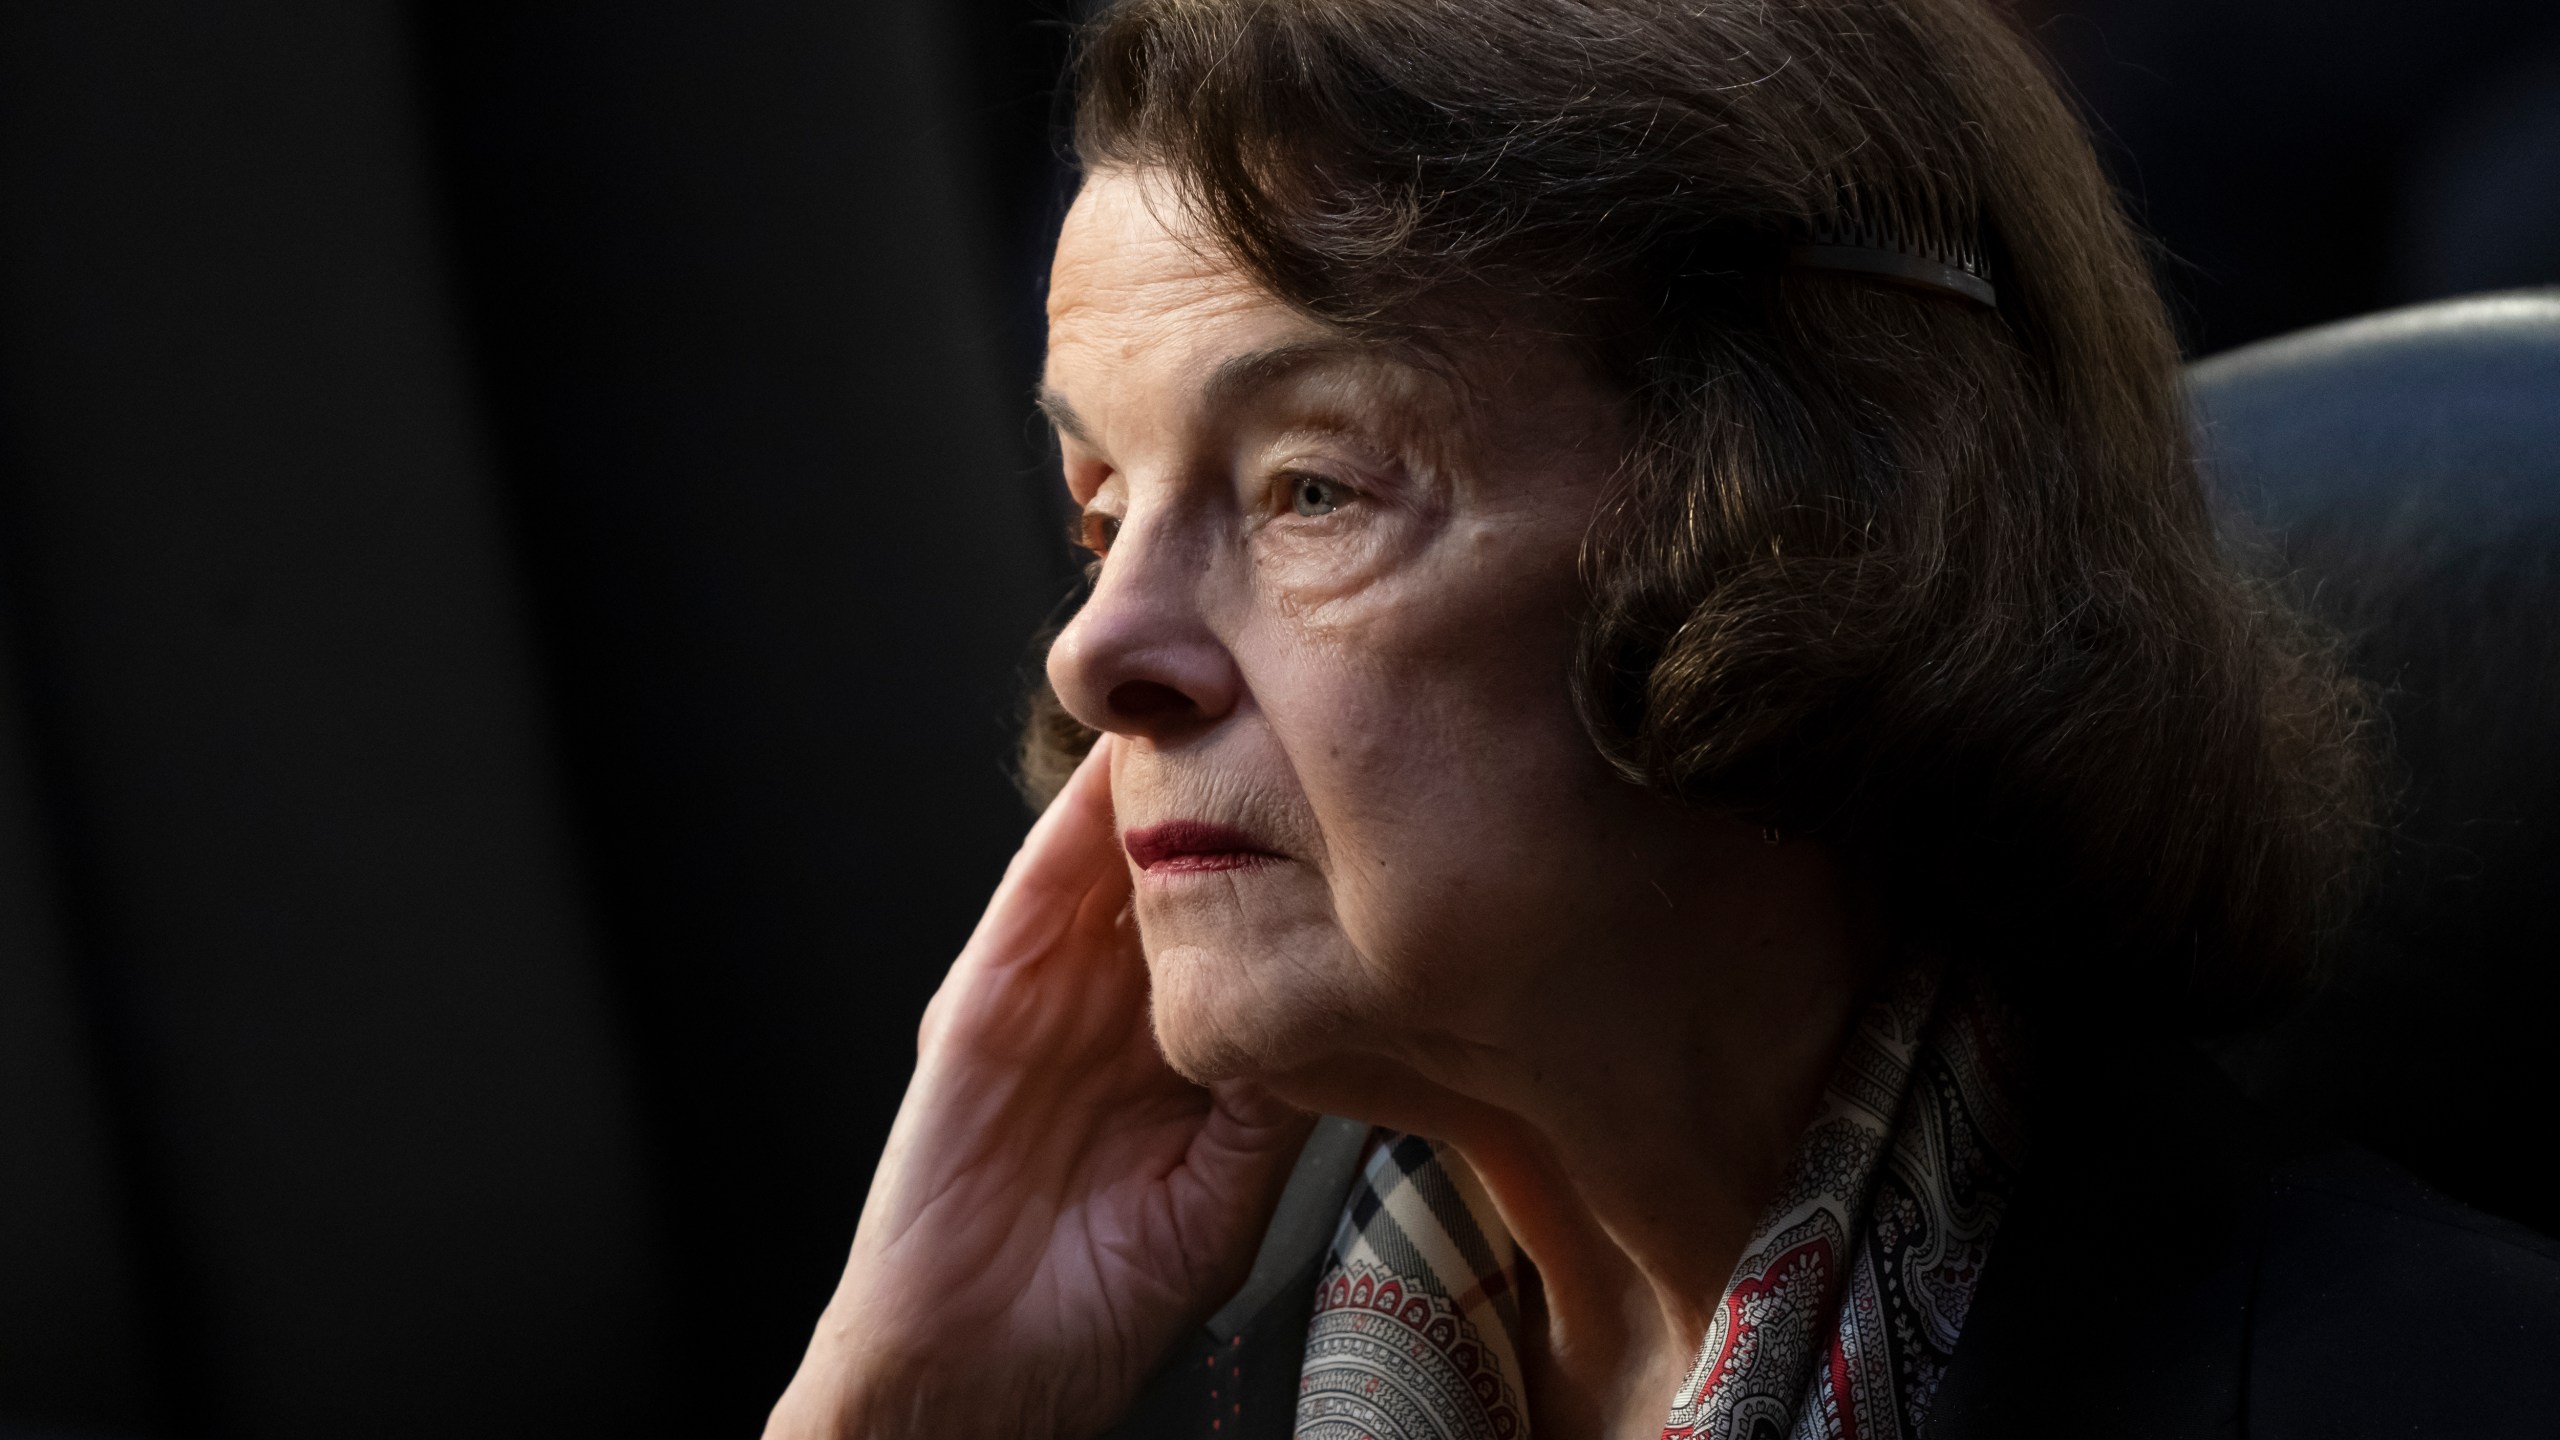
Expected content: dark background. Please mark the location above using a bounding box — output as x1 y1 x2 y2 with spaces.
0 1 2554 1437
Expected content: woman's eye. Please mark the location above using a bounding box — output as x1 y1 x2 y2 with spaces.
1077 510 1121 556
1287 473 1346 518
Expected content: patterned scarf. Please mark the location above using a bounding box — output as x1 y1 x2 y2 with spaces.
1294 959 2026 1440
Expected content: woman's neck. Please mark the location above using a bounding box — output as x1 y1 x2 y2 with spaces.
1270 834 1880 1440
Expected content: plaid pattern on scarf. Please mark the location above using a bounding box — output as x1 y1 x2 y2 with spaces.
1293 960 2026 1440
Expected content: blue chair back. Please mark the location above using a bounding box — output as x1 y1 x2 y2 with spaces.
2192 290 2560 1235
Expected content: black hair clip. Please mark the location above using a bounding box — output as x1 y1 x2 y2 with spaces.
1786 215 1998 310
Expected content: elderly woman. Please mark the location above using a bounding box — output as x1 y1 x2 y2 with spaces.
767 0 2560 1436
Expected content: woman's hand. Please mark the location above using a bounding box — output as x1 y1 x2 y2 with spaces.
765 736 1316 1440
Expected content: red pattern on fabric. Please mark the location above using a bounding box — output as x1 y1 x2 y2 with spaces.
1297 962 2026 1440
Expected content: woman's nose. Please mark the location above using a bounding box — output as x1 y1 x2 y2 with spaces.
1045 516 1241 744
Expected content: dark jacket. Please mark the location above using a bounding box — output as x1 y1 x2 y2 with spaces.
1102 1042 2560 1438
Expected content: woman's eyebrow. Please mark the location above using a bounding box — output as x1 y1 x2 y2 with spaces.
1034 387 1097 448
1198 338 1369 412
1035 338 1415 446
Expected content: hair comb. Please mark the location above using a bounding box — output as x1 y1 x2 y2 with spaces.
1787 211 1998 310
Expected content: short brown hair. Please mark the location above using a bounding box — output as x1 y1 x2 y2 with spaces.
1028 0 2378 1028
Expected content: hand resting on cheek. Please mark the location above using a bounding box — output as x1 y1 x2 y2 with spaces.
762 736 1315 1440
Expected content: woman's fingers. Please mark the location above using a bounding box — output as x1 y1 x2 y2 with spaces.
1164 1079 1316 1280
1010 734 1121 900
991 736 1121 912
921 737 1135 1067
949 736 1122 970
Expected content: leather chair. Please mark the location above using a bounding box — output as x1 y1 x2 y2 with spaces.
2192 290 2560 1238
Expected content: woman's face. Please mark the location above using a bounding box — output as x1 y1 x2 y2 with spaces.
1044 171 1722 1086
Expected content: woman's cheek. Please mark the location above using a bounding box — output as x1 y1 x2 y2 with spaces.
1249 499 1434 614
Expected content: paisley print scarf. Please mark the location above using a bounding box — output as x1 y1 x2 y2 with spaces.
1293 959 2026 1440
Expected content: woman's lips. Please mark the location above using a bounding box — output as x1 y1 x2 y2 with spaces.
1121 820 1280 874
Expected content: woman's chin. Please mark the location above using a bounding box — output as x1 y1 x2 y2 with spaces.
1142 938 1363 1086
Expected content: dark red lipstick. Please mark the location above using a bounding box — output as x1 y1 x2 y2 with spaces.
1121 820 1278 874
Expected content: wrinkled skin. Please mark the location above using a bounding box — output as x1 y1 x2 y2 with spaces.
767 171 1875 1440
762 739 1309 1439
